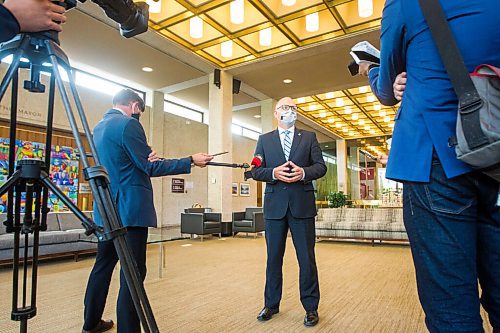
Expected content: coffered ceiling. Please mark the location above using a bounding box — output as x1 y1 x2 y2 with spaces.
139 0 384 67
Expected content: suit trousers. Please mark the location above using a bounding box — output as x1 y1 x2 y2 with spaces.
264 208 319 311
403 156 500 333
83 227 148 333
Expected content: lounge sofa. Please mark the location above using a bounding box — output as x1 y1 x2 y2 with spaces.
315 208 408 243
0 211 97 264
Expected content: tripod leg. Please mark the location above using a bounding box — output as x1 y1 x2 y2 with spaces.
0 36 29 102
0 170 21 197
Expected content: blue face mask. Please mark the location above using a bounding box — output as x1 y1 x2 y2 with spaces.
280 110 297 126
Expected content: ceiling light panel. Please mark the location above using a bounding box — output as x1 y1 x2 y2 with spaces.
149 0 384 67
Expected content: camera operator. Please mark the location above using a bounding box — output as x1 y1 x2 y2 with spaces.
0 0 66 43
358 1 499 332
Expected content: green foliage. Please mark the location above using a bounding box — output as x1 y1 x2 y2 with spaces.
326 191 347 208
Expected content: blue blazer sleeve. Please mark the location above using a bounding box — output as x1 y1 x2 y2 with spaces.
0 5 20 43
122 119 191 177
368 0 406 106
302 133 327 183
251 135 275 183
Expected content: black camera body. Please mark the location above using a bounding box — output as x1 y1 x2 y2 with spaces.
52 0 149 39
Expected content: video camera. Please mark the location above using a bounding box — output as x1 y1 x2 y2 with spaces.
57 0 149 38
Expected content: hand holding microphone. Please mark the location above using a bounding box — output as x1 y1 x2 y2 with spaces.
191 153 214 167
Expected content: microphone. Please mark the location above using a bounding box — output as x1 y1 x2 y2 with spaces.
244 155 263 180
251 155 263 168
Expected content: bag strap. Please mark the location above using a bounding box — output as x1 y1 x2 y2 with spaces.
418 0 488 149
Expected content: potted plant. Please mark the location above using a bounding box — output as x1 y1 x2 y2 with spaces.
326 191 347 208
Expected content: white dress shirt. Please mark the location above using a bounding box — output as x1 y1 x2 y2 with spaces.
273 125 305 180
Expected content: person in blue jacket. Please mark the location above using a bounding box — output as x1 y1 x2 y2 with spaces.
359 1 499 332
82 89 213 333
0 0 66 43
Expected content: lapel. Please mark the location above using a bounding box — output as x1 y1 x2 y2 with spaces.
288 128 303 161
272 129 287 163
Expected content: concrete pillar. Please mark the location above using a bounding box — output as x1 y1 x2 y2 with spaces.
349 147 360 200
260 99 277 134
144 91 165 227
336 139 347 194
208 71 233 222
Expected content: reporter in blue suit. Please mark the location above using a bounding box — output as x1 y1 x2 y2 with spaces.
252 97 326 327
82 89 213 333
0 0 66 43
360 1 500 332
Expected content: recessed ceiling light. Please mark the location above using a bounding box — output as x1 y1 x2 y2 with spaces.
142 67 153 72
221 40 233 58
358 0 373 18
324 145 329 148
253 114 261 118
359 86 369 93
319 112 327 118
282 0 296 6
190 16 203 39
297 97 306 104
345 107 352 114
259 27 272 47
283 78 293 84
306 12 319 32
146 0 161 13
230 0 245 25
367 94 376 102
325 92 334 99
308 104 317 111
335 98 344 107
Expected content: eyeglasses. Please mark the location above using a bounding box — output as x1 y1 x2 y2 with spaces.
277 105 297 112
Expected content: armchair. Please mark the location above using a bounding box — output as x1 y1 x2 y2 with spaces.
180 212 222 241
232 207 264 238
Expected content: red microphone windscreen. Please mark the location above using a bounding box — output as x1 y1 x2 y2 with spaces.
251 155 262 168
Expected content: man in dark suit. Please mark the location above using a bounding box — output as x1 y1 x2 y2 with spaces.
0 0 66 43
82 89 213 333
252 97 326 327
358 0 499 331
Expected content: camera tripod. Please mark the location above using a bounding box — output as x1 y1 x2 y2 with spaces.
0 32 159 332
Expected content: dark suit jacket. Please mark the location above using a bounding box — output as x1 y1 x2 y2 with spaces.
251 128 326 220
92 109 192 228
0 5 20 42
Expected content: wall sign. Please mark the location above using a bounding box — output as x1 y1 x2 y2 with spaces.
171 178 185 193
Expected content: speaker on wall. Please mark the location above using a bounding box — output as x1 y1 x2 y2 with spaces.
214 69 221 88
232 79 241 94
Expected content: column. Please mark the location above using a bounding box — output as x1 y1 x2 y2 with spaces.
145 90 165 227
208 71 233 222
336 139 347 194
349 147 360 200
260 98 277 134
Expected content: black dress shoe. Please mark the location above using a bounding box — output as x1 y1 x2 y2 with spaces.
304 310 319 327
82 319 114 333
257 307 279 321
